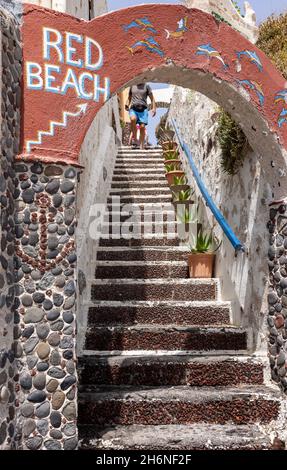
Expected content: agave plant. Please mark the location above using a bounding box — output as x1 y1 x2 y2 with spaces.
177 206 197 224
163 150 179 160
165 163 180 173
190 228 222 254
172 188 194 202
172 175 187 186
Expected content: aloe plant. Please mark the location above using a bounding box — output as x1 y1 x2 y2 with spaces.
177 206 197 224
163 150 179 160
165 163 180 173
189 228 222 254
172 175 187 186
172 188 194 202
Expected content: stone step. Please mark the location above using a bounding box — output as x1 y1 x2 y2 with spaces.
78 385 280 426
116 158 164 164
85 326 247 351
78 355 263 387
94 261 189 279
109 187 171 196
96 247 189 262
112 174 167 181
107 195 172 204
99 222 183 238
113 169 166 176
79 423 272 450
99 237 181 248
112 178 170 191
87 300 231 326
91 278 218 302
111 181 169 189
104 211 177 224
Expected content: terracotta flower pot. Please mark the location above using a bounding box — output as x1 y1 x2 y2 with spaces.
165 170 185 186
170 184 190 193
162 141 178 151
188 253 215 278
163 149 179 160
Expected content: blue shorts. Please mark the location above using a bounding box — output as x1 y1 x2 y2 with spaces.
130 108 148 126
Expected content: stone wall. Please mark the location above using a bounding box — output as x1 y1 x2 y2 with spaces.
168 87 274 355
267 202 287 392
0 7 22 450
14 162 79 450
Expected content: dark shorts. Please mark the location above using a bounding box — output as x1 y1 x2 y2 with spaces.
129 108 148 126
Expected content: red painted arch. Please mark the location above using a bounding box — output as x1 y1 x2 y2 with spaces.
20 3 287 165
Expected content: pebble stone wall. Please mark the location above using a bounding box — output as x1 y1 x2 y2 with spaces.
14 163 79 450
0 7 21 450
268 202 287 392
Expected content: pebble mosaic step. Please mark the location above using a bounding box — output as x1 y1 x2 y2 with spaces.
79 423 272 450
91 278 218 302
87 300 231 326
96 247 189 262
78 385 280 426
85 325 247 351
78 355 264 387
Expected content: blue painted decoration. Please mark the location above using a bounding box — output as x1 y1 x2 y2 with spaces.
236 50 263 72
127 36 164 57
196 44 228 69
123 17 157 34
165 17 188 39
237 79 265 106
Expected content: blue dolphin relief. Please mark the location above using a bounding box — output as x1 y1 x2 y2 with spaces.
278 108 287 128
237 79 265 106
123 17 157 34
127 36 164 57
196 44 229 69
236 50 263 72
275 90 287 105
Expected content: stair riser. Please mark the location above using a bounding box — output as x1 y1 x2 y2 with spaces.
88 305 230 326
99 238 181 248
104 213 176 224
107 197 172 204
113 175 167 181
111 182 169 189
78 398 279 426
95 265 188 279
96 249 186 262
85 329 247 351
79 361 264 387
91 283 216 302
99 224 181 237
110 189 171 196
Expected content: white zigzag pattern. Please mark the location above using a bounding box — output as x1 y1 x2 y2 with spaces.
26 103 88 153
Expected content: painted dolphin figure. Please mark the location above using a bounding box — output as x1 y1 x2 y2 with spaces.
237 50 263 72
237 79 264 106
127 36 164 57
123 17 157 33
196 44 228 69
275 90 287 105
165 17 188 39
278 108 287 128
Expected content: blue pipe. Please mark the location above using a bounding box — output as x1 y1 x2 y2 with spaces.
171 118 245 253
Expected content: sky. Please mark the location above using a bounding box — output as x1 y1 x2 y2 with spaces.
107 0 286 24
107 0 287 143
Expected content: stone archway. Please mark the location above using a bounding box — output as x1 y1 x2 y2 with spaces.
8 2 287 450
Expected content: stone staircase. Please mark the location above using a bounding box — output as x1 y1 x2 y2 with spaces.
78 147 281 450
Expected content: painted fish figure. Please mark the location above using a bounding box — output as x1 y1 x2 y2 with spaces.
278 108 287 128
196 44 228 69
123 17 157 34
275 90 287 105
237 79 265 106
237 50 263 72
165 17 188 39
127 36 164 57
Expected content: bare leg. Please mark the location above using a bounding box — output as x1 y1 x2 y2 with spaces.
130 116 137 145
140 124 146 150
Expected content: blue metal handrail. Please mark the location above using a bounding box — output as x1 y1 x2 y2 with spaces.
171 118 245 253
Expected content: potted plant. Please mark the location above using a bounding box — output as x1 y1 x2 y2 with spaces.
163 149 179 160
176 205 197 241
188 228 221 278
172 188 195 206
162 139 178 152
170 175 190 194
164 160 182 171
165 164 185 186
